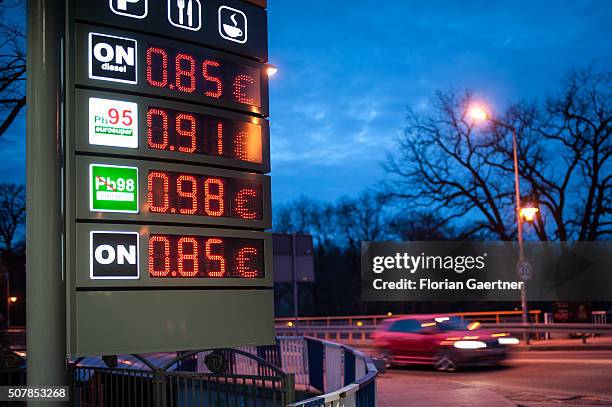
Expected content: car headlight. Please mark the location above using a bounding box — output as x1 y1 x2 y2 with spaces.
453 340 487 349
498 337 519 345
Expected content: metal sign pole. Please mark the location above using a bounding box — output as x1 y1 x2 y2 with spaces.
292 233 298 332
26 0 67 400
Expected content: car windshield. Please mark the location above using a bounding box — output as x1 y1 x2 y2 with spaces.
434 317 477 332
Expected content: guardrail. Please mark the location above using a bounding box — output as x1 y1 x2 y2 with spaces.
0 336 378 407
276 321 612 346
281 337 377 407
276 310 544 328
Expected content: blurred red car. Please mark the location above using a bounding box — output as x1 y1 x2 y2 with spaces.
373 314 518 371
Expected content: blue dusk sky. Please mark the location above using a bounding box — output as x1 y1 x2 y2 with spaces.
0 1 610 206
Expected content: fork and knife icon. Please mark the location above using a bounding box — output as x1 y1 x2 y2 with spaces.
176 0 194 27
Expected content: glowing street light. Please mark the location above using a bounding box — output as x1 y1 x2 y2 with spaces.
520 206 539 223
8 296 17 303
469 102 531 334
266 64 278 77
469 106 488 122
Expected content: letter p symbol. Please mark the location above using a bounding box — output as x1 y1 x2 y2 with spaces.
116 0 140 12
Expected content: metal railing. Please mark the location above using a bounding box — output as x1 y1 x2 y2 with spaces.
276 309 544 329
71 347 294 407
0 337 378 407
282 337 377 407
276 311 610 346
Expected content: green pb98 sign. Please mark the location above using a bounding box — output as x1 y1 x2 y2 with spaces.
89 164 138 213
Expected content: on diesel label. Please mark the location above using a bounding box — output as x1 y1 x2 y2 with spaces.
88 32 137 84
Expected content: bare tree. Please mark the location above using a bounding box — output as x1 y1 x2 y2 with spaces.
385 90 515 240
0 183 25 253
273 196 337 249
335 190 390 248
489 69 611 241
0 1 25 138
385 68 611 241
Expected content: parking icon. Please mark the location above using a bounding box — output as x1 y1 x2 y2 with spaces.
110 0 148 19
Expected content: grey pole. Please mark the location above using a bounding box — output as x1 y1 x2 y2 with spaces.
292 233 298 333
26 0 66 402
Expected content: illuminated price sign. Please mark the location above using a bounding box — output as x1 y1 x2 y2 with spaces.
74 0 268 62
149 234 264 279
145 45 261 106
77 157 271 228
64 0 273 356
75 224 272 288
147 170 263 220
146 106 262 163
76 90 270 172
76 24 269 116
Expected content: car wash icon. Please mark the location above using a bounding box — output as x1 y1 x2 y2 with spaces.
168 0 202 31
218 5 247 44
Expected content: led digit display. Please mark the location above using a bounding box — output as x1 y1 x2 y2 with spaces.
148 170 262 220
147 106 262 163
149 234 264 278
146 45 261 108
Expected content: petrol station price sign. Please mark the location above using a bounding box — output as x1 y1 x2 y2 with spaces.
76 24 269 116
76 90 270 172
62 0 273 356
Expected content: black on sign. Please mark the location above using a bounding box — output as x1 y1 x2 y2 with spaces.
88 32 137 84
90 231 139 279
204 350 228 374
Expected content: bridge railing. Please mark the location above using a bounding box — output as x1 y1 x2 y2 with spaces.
0 337 378 407
276 311 610 346
281 337 377 407
276 309 543 330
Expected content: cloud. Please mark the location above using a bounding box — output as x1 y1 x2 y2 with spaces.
268 0 612 204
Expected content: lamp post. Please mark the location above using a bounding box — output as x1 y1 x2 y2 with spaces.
469 106 536 333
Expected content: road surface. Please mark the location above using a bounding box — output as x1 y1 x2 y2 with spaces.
378 351 612 406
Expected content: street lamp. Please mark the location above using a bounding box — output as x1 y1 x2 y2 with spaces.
266 63 278 77
520 206 539 223
469 105 532 334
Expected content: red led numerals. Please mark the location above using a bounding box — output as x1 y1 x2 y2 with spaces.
145 45 258 106
147 108 261 164
148 234 262 278
147 171 261 220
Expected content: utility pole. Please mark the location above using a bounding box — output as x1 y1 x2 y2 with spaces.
26 0 67 402
292 233 299 332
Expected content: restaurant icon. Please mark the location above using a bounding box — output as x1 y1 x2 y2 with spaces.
218 5 247 44
168 0 202 31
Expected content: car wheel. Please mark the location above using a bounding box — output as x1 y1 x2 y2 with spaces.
381 349 394 368
434 351 457 372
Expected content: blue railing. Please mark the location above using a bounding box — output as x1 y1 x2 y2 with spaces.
279 337 377 407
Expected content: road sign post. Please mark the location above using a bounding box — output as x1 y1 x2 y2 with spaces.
26 0 67 400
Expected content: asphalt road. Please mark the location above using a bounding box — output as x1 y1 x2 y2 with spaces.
381 351 612 406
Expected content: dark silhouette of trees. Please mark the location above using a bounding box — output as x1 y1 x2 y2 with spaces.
385 68 611 242
0 1 25 138
0 183 25 254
